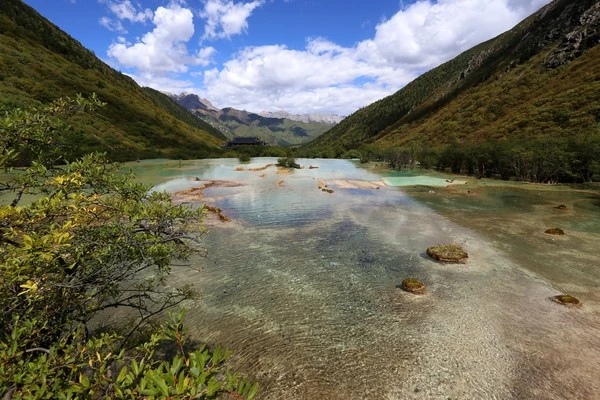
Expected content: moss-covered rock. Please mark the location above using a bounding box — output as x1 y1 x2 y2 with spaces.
426 244 468 263
551 294 581 307
205 204 231 223
401 278 426 294
545 227 565 235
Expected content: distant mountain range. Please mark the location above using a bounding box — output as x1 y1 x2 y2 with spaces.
257 110 343 125
309 0 600 160
0 0 224 161
168 93 339 147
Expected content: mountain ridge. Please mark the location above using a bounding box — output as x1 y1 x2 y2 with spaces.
307 0 600 156
258 110 343 125
168 92 335 147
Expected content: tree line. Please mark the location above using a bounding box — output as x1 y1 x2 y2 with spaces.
297 130 600 184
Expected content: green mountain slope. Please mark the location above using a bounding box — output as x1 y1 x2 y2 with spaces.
216 107 333 147
141 88 227 142
0 0 224 161
308 0 600 156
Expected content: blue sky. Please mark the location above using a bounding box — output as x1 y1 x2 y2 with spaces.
23 0 550 115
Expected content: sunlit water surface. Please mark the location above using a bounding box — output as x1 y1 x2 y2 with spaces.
124 158 600 400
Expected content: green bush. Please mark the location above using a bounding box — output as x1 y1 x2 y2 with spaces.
238 153 251 162
0 96 257 398
1 311 258 399
276 157 300 169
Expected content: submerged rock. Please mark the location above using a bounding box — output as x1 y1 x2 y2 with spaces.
545 227 565 235
401 278 426 294
555 204 568 210
204 204 231 223
551 294 581 307
426 244 468 263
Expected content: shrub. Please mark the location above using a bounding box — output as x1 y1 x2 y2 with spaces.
1 311 258 399
276 157 300 169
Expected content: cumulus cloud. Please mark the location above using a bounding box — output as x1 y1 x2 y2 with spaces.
112 0 551 115
124 72 198 94
99 0 153 33
200 0 263 40
356 0 550 69
195 0 551 114
197 39 416 114
107 4 214 74
99 16 126 33
102 0 153 23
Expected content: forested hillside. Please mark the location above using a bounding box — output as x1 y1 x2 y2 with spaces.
306 0 600 182
0 0 224 161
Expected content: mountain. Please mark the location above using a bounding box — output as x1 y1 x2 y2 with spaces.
169 93 220 113
169 93 335 147
258 110 344 125
141 88 227 141
0 0 224 161
307 0 600 168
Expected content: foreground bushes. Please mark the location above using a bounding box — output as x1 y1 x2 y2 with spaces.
1 311 257 399
0 95 256 398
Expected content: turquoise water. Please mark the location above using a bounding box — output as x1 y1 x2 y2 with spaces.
122 158 600 400
382 176 462 187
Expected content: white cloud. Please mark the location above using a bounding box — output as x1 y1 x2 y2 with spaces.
124 72 197 93
107 4 213 74
118 0 551 115
99 1 153 34
102 0 153 23
194 0 551 114
356 0 548 69
99 16 126 33
196 39 416 114
200 0 263 40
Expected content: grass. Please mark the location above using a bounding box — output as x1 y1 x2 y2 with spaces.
426 244 468 263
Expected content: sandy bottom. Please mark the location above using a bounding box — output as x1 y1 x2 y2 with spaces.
161 174 600 400
330 179 385 189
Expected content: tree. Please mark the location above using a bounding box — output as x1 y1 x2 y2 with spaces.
439 141 465 174
0 96 257 398
384 147 412 170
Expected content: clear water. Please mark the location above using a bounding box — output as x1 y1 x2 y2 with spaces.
382 176 462 187
123 159 600 400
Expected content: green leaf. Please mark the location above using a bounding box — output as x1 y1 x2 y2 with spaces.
247 382 259 399
116 366 128 383
152 375 170 397
79 373 90 388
